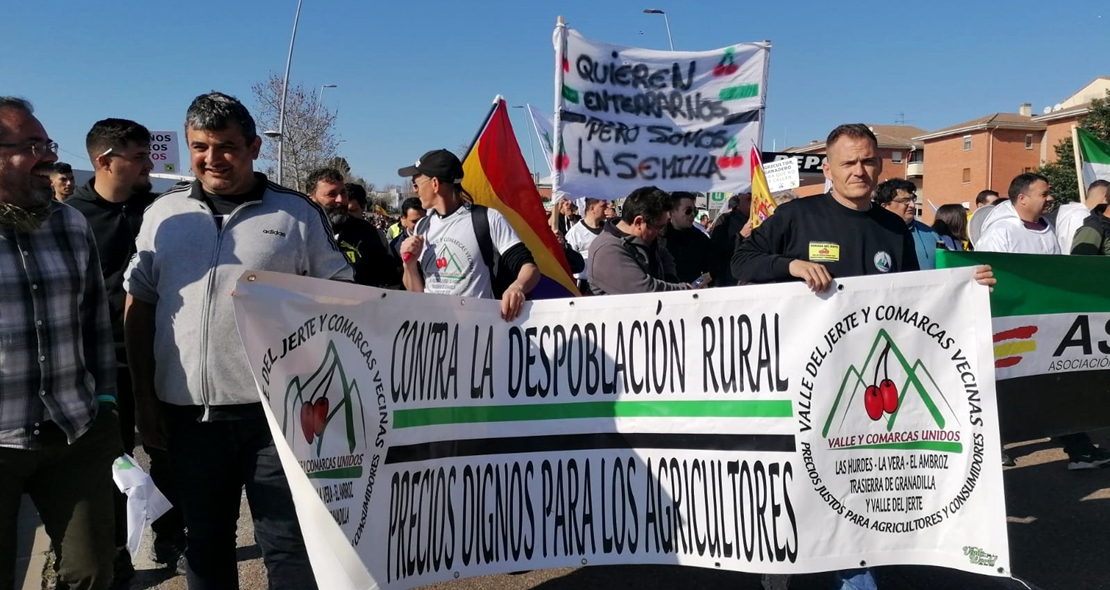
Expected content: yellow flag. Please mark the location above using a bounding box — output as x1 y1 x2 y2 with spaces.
749 147 776 228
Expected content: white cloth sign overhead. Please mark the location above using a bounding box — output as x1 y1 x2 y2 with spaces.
233 269 1009 589
552 26 769 201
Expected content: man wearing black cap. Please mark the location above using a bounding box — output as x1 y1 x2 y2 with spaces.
397 149 539 321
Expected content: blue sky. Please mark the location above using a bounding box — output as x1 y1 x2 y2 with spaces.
2 0 1107 187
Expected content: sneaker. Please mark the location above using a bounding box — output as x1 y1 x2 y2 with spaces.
1067 446 1110 470
151 537 185 570
1001 451 1016 467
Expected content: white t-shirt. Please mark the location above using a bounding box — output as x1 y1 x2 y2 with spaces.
565 220 603 280
416 204 521 298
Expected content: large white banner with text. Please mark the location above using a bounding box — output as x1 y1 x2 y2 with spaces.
552 26 769 201
233 269 1009 590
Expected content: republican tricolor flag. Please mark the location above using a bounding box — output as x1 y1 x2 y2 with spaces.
461 97 580 298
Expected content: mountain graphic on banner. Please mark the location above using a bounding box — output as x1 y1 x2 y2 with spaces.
283 340 367 462
821 330 961 443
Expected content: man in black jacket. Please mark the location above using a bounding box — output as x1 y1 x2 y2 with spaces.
659 191 715 284
710 192 751 286
307 168 402 288
67 118 185 578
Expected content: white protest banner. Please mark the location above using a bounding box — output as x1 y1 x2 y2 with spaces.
763 157 800 193
552 24 769 202
233 269 1009 589
148 131 180 174
527 104 556 175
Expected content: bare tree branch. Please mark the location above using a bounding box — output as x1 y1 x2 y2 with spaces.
251 72 341 192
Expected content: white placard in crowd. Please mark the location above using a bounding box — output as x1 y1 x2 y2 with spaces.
552 26 769 202
148 131 180 174
234 269 1010 589
763 157 801 193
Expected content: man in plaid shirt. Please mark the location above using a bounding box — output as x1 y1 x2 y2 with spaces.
0 97 121 590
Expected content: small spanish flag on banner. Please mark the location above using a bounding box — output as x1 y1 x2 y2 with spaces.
749 146 776 229
461 96 579 298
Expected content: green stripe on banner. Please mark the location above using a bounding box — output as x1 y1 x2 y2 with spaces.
831 441 963 453
936 250 1110 317
562 84 580 104
394 400 793 429
719 84 760 101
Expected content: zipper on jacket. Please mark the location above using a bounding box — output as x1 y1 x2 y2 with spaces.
194 198 259 421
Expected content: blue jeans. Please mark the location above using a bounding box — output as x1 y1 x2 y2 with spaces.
835 568 878 590
166 404 317 590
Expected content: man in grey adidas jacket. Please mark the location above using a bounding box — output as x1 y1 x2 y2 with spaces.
124 93 351 590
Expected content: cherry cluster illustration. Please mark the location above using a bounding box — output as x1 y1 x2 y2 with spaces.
864 343 900 421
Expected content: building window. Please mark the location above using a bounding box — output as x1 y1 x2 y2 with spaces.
962 168 971 184
891 151 903 164
963 136 972 151
909 150 924 163
1025 134 1033 149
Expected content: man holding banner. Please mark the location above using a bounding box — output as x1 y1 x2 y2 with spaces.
397 148 539 321
734 124 996 590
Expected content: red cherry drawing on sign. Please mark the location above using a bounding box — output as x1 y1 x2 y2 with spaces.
312 397 329 437
299 402 314 443
864 385 884 421
436 257 447 269
879 379 899 414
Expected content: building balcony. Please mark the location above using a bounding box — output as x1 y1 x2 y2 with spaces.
906 162 924 177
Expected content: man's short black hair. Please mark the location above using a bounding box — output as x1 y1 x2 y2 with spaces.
400 197 423 217
52 162 73 175
620 186 673 225
873 178 917 205
345 183 367 206
670 191 697 207
85 118 151 163
185 92 257 141
975 190 1000 206
826 123 878 151
0 97 33 141
1088 179 1110 193
1008 173 1049 201
305 168 345 194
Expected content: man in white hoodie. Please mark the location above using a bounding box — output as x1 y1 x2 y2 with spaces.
976 173 1059 254
977 173 1110 470
1055 179 1109 254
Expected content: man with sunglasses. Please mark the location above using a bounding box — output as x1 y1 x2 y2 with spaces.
397 149 539 321
587 186 694 295
0 97 122 590
68 118 187 579
659 191 716 284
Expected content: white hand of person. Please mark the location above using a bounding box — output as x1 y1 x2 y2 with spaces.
789 260 833 292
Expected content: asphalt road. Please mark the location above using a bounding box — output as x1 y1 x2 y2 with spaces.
32 431 1108 590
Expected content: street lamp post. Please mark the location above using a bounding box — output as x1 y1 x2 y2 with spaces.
276 0 305 186
642 9 674 50
314 83 337 117
511 105 539 183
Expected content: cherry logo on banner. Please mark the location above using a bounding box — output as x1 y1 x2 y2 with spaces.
713 47 740 77
717 137 744 169
865 343 900 421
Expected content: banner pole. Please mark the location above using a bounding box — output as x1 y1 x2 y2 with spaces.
1071 125 1086 201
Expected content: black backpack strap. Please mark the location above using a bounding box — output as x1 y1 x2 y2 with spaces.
470 204 497 275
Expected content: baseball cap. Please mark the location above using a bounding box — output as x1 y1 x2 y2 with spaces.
397 149 464 183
